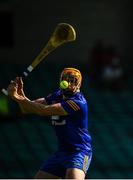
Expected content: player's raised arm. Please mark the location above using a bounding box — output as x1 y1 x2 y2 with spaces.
7 77 52 114
19 98 48 114
7 80 67 116
16 100 68 116
32 98 47 105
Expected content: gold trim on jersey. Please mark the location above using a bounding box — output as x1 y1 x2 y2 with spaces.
66 100 80 111
83 155 89 173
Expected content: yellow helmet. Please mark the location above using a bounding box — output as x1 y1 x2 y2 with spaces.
60 68 82 87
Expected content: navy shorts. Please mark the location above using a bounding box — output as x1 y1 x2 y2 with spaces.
40 150 92 178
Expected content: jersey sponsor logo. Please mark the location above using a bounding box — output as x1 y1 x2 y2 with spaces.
66 100 80 111
51 110 66 125
51 101 66 126
51 115 59 120
52 119 66 126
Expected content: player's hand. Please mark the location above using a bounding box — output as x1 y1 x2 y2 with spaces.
15 77 26 97
7 79 25 101
7 80 17 98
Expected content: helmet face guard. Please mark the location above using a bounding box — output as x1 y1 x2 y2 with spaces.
60 68 82 96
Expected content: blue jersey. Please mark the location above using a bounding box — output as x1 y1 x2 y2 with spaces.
45 89 92 154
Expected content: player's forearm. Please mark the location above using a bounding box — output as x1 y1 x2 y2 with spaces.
17 99 67 116
17 97 31 114
19 98 47 114
18 103 28 114
17 99 47 115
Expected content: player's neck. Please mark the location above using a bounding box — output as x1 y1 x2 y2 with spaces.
63 90 80 99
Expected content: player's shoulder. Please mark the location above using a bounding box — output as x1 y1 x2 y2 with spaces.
72 91 87 101
68 92 87 107
45 88 61 104
61 92 88 113
47 88 61 97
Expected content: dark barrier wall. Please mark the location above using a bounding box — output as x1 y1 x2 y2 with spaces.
0 0 133 65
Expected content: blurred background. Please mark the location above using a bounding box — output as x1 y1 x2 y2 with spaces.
0 0 133 178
